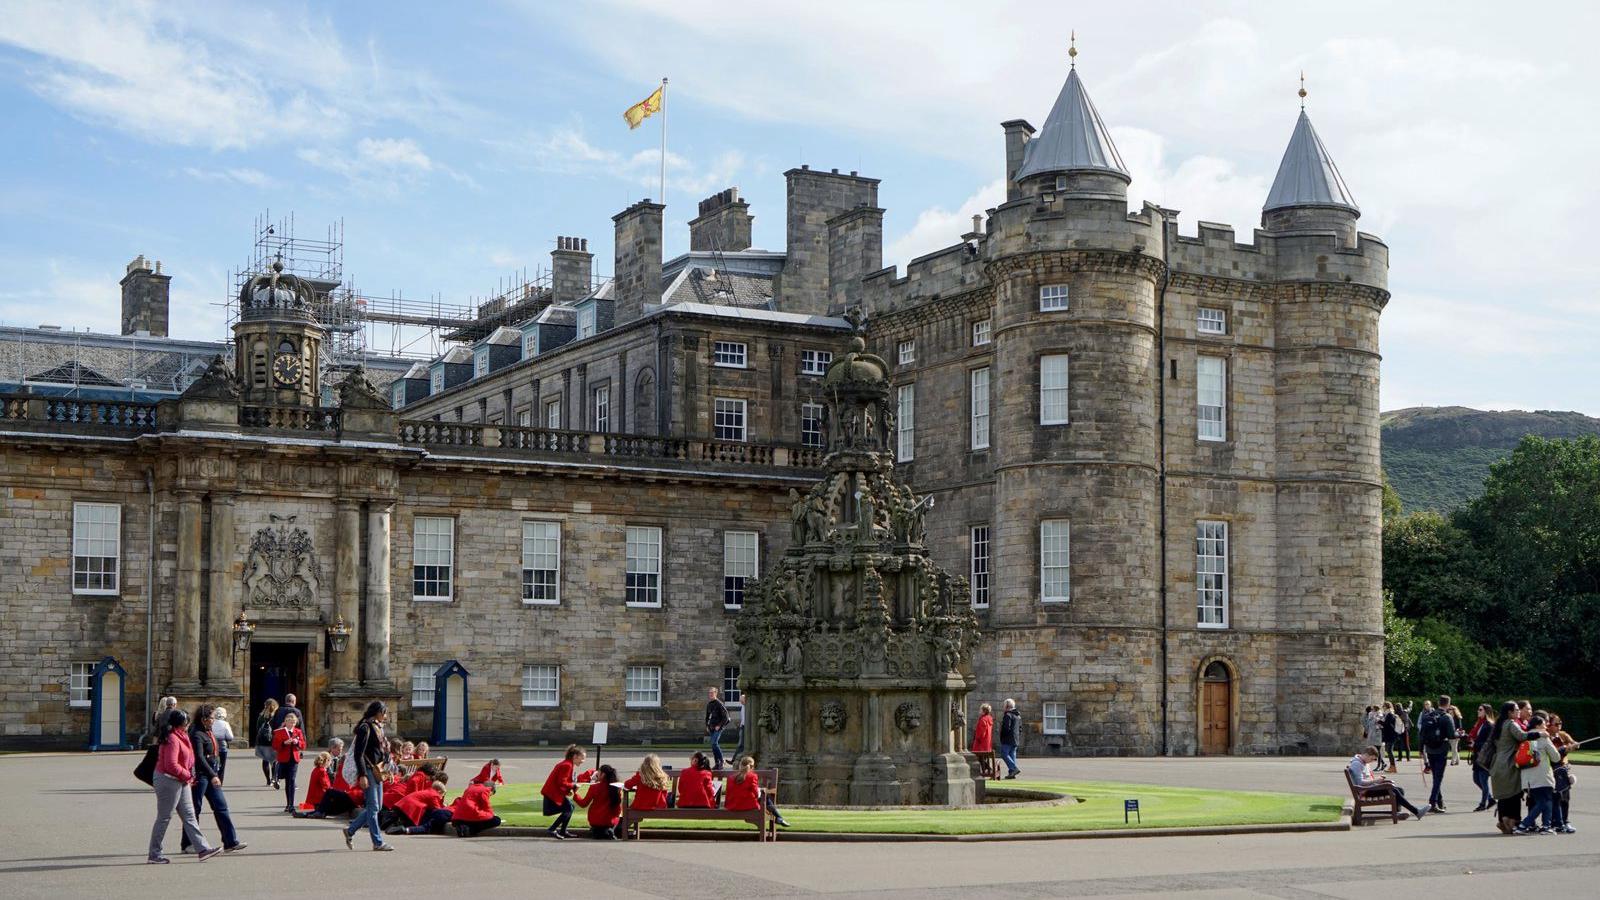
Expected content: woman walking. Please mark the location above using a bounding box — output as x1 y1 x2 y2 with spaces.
210 707 234 782
255 699 279 788
1487 700 1529 834
182 705 245 854
343 700 395 851
147 709 221 863
1379 702 1401 773
1469 703 1495 811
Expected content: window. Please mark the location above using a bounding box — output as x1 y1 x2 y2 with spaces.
1039 284 1069 311
625 526 662 606
1040 519 1070 603
545 398 562 430
800 402 825 448
72 502 120 594
723 665 741 704
970 525 990 608
1042 701 1068 735
517 407 531 427
896 383 915 462
897 340 915 365
801 349 832 376
473 348 489 378
972 318 992 346
411 663 436 708
593 385 610 433
713 341 747 368
713 397 747 442
69 661 94 707
1197 356 1226 441
412 516 453 601
970 367 990 450
1198 307 1227 335
1040 354 1069 425
522 330 537 358
430 368 443 394
577 304 597 339
723 530 759 608
1197 520 1229 628
521 664 560 707
625 665 662 707
521 520 561 604
392 383 405 409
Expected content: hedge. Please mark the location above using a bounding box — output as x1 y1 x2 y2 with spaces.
1388 696 1600 743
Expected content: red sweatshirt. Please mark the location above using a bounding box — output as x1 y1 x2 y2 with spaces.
303 766 331 807
471 762 505 785
450 783 496 823
156 730 195 783
382 774 413 809
575 782 622 828
623 773 668 811
396 788 444 826
725 772 760 811
271 726 304 764
676 767 715 808
971 713 994 753
541 759 578 805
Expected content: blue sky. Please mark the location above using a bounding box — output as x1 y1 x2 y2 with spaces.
1 1 1597 414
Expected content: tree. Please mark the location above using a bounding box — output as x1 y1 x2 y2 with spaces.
1382 511 1491 625
1381 470 1403 522
1382 592 1433 696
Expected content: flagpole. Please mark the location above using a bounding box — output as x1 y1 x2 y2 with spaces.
659 77 668 207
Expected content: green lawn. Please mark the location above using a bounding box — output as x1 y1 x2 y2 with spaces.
1570 750 1600 766
495 780 1344 835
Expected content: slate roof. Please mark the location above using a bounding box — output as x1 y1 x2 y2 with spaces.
1015 68 1129 181
1264 110 1358 213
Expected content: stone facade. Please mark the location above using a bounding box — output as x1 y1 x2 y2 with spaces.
0 61 1386 756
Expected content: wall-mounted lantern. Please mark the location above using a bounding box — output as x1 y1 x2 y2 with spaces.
231 611 255 654
326 614 351 654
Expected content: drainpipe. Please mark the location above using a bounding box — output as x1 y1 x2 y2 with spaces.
1156 214 1171 757
140 468 156 745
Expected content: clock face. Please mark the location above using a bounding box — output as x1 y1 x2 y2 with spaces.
272 353 303 387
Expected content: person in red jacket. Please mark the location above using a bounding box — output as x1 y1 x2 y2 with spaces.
540 745 585 839
471 759 505 786
624 754 671 812
146 709 221 863
302 751 333 810
271 712 305 813
971 703 996 778
386 780 447 835
723 755 790 827
450 781 502 837
575 765 624 839
675 752 716 808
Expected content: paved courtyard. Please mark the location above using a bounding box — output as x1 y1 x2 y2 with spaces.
1 750 1593 899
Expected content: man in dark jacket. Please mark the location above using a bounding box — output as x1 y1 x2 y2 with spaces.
271 693 304 731
183 704 243 852
1419 694 1458 812
705 687 730 769
998 699 1022 779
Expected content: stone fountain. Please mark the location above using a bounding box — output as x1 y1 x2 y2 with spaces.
735 316 983 805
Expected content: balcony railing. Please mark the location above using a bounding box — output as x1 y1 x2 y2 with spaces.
0 394 160 433
400 420 822 471
239 406 340 432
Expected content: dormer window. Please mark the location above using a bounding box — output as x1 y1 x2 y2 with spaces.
474 348 489 378
577 304 597 339
430 368 444 394
1055 175 1069 191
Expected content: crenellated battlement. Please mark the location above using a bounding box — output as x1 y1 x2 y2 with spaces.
1166 216 1388 289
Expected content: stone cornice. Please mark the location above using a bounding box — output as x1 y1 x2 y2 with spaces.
985 248 1167 283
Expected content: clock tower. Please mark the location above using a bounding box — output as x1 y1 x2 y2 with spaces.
233 257 326 408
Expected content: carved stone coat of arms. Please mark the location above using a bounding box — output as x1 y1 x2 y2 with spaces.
242 515 323 609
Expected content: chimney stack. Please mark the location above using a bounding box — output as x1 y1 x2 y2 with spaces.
1001 119 1035 201
826 205 884 316
120 254 171 337
550 236 593 303
773 167 880 315
611 200 665 326
688 187 753 253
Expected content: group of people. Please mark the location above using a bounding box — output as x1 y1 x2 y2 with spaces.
969 700 1024 779
539 745 789 840
145 702 248 863
1349 695 1579 835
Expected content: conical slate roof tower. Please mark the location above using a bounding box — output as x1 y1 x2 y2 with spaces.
1014 67 1129 182
1264 109 1358 214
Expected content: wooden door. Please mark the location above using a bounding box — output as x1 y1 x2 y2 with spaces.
1201 672 1232 755
445 673 465 742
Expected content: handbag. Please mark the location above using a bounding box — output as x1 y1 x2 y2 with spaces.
134 744 159 785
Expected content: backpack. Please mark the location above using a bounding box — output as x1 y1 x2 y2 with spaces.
1514 740 1542 770
256 720 272 746
1420 712 1451 747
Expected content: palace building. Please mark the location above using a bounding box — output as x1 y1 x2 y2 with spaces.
0 61 1386 757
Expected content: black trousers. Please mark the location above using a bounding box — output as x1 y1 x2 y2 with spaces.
1389 784 1423 817
279 760 299 809
457 816 501 836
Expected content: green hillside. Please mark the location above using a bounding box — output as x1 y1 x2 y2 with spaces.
1381 406 1600 512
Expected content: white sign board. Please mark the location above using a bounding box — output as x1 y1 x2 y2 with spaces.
592 721 609 745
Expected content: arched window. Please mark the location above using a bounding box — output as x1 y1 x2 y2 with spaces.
277 337 297 356
1203 661 1230 682
633 368 657 436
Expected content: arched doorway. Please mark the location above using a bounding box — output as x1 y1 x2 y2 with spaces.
1199 660 1233 755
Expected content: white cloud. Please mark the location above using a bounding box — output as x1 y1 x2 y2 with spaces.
886 179 1002 267
489 124 743 197
182 166 272 188
298 136 476 195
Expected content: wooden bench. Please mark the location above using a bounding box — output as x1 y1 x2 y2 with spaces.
1344 769 1400 825
620 767 779 841
397 756 448 772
